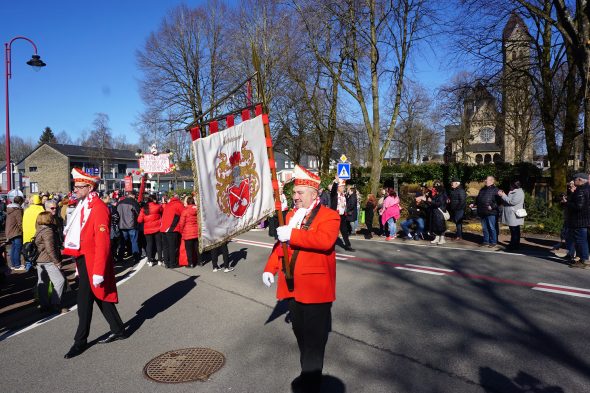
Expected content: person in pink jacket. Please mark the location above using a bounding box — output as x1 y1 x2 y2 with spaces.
380 188 401 241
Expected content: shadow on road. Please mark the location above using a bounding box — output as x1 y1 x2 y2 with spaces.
479 367 564 393
229 248 248 268
124 275 199 337
265 298 290 325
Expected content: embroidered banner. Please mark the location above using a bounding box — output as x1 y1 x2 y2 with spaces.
192 115 274 251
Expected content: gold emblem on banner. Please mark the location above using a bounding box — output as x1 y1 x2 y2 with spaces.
215 141 260 217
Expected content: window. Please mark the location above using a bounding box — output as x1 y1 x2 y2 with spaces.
30 182 39 193
484 154 492 164
475 154 483 164
29 166 38 172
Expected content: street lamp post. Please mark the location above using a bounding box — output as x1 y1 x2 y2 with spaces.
5 36 46 191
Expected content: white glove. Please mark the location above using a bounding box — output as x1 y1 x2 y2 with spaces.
277 226 293 242
262 272 275 287
289 208 308 228
92 274 104 288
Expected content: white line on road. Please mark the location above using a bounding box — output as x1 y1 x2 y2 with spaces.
394 267 447 276
405 264 454 273
233 238 354 259
532 282 590 299
0 257 148 342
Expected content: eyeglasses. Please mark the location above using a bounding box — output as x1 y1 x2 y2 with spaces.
73 185 90 190
49 207 57 210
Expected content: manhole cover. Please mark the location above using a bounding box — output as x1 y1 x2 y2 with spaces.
143 348 225 383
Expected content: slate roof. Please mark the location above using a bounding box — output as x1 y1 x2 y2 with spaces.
46 143 137 160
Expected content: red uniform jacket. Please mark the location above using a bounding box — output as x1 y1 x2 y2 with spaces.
264 205 340 304
138 202 162 235
160 198 184 233
64 197 118 303
178 205 199 240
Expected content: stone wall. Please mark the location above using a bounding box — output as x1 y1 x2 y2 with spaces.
24 145 69 193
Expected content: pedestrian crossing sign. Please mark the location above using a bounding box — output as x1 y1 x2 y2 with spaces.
337 162 351 179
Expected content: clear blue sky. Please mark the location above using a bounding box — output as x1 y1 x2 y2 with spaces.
0 1 453 147
0 0 208 146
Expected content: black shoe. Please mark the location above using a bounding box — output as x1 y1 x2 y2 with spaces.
98 332 127 344
344 247 356 252
186 264 194 269
64 343 87 359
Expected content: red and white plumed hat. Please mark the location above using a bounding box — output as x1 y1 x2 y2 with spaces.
71 168 100 187
293 165 320 190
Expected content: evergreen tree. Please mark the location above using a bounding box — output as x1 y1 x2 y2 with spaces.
38 126 57 145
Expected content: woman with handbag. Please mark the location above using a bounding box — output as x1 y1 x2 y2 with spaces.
34 211 67 314
498 180 525 251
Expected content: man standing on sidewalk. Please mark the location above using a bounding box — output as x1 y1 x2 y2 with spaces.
473 176 500 249
263 165 340 393
566 173 590 269
117 191 141 264
329 175 355 251
63 168 126 359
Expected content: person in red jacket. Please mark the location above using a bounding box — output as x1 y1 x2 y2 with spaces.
63 168 126 359
160 194 184 268
262 165 340 393
178 196 201 268
138 194 163 267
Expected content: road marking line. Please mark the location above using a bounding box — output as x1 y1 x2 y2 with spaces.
0 257 148 342
532 282 590 298
405 264 454 273
394 267 447 276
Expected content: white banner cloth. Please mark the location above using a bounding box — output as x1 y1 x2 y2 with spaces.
192 115 274 251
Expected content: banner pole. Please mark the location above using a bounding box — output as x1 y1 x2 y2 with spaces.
260 108 291 281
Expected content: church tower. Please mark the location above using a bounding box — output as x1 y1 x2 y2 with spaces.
502 13 534 163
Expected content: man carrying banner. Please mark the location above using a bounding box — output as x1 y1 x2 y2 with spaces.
262 165 340 393
63 168 126 359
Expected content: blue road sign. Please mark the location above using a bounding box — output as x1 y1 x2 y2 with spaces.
337 162 351 179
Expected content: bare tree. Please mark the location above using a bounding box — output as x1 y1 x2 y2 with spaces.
82 113 114 178
296 0 440 194
55 130 73 145
0 135 34 162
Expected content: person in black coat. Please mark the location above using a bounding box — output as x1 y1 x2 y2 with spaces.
426 182 448 245
566 173 590 268
345 186 358 235
472 176 500 248
448 178 467 240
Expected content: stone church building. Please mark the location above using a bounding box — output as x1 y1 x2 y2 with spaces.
445 13 534 164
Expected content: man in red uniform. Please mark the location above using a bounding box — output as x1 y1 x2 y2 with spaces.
63 168 126 359
263 165 340 393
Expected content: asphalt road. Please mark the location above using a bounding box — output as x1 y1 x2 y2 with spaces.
0 230 588 393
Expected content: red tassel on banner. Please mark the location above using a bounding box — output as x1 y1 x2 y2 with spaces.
255 105 263 116
242 109 251 121
226 115 234 127
262 114 269 125
190 126 200 141
275 202 283 211
210 121 219 134
269 159 276 169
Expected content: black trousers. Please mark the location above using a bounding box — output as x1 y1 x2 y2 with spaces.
145 232 162 262
74 257 124 346
211 242 229 269
339 215 351 248
163 232 180 267
289 299 332 378
365 210 374 238
509 225 521 248
185 238 201 267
